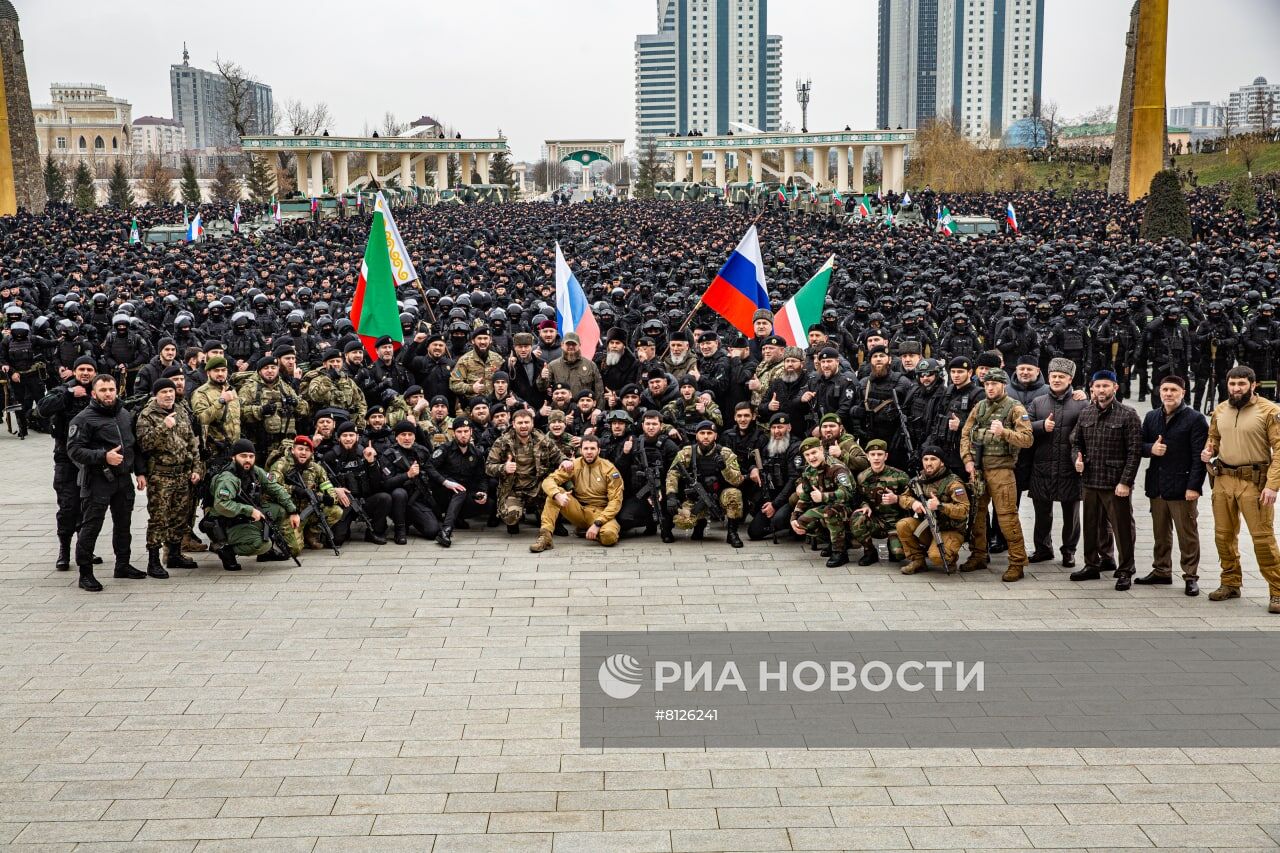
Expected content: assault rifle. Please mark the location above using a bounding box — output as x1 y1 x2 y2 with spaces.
285 469 341 556
908 476 952 574
890 385 918 475
233 482 301 567
674 455 726 522
751 447 779 543
633 437 664 530
319 458 376 534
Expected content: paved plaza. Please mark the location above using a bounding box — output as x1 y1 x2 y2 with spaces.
3 412 1280 852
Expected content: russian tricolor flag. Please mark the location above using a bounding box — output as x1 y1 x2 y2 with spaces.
186 212 203 242
1006 202 1019 233
700 225 769 338
554 242 600 360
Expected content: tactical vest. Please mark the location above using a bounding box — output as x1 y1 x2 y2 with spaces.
971 395 1018 460
1059 324 1084 355
692 446 727 489
6 337 35 369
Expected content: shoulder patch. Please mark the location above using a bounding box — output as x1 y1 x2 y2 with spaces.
432 448 443 458
266 472 276 483
610 471 621 479
954 488 966 497
836 473 852 488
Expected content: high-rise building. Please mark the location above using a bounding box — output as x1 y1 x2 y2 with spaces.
634 0 782 144
132 116 188 156
170 45 273 150
1227 76 1280 133
934 0 1044 142
876 0 939 131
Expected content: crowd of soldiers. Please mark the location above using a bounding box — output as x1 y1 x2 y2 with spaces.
2 182 1280 606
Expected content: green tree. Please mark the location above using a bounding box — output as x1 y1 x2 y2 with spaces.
179 154 203 206
488 148 516 199
211 158 241 205
244 153 276 202
43 154 67 205
1225 174 1259 222
106 160 134 209
1139 169 1191 241
634 138 669 200
72 161 96 211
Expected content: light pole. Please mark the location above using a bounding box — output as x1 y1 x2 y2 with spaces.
796 78 812 166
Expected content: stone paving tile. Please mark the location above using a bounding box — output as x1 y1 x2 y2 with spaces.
4 424 1280 851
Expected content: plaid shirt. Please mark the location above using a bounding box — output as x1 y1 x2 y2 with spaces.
1069 400 1143 489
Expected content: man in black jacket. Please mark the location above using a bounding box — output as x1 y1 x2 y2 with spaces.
66 373 147 591
1137 376 1208 595
428 417 493 547
37 356 100 572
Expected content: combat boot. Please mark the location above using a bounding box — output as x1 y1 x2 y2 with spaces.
78 565 103 592
436 526 453 548
303 529 324 550
256 548 290 563
825 549 849 568
183 533 208 553
660 522 675 544
959 556 987 573
166 544 197 569
857 548 880 566
725 520 743 549
364 528 387 545
113 563 146 580
506 523 520 535
146 548 169 579
901 558 926 575
690 520 707 541
1002 565 1024 582
216 546 242 572
55 535 72 571
1208 585 1241 601
529 530 554 553
393 525 407 545
1270 596 1280 614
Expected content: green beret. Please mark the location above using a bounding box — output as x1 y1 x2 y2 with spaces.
820 413 841 425
203 356 227 371
800 437 823 452
865 439 888 452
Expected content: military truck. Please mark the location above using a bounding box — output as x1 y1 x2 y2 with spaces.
951 215 1001 239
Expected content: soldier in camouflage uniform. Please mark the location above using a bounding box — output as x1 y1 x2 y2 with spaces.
135 378 203 578
207 439 299 569
544 410 576 457
789 436 857 567
849 439 910 565
239 355 308 457
748 335 787 408
662 376 723 442
268 436 346 555
190 356 241 465
485 408 567 533
304 349 368 430
817 413 869 473
420 395 454 447
664 421 745 547
897 446 971 575
449 328 504 403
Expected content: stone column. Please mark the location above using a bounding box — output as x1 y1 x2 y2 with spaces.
399 152 412 189
414 157 426 189
713 150 726 186
750 149 763 184
674 150 687 182
836 147 849 193
850 146 865 194
308 152 323 197
459 152 473 185
782 147 795 182
436 152 449 188
812 146 827 188
333 152 349 195
367 151 380 184
477 152 490 184
882 144 905 194
736 152 749 182
691 151 703 183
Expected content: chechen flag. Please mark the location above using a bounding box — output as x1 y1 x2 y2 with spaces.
1006 201 1019 232
774 256 834 350
350 209 403 359
700 224 769 337
554 242 600 360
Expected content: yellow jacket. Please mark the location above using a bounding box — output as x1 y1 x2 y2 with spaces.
541 456 624 522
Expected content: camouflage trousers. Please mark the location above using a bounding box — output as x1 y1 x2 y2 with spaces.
224 503 289 557
848 512 905 559
793 504 854 551
145 473 194 549
283 503 343 556
896 517 966 570
499 487 542 526
673 488 743 529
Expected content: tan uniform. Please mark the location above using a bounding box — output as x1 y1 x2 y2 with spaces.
960 392 1034 569
538 456 624 545
1208 395 1280 593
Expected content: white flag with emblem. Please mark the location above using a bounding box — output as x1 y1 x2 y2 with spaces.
373 191 419 286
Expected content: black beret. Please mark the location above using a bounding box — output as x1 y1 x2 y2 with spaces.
769 412 791 425
452 416 473 429
343 340 363 354
867 344 889 356
321 347 342 361
619 383 642 397
646 368 667 382
694 420 717 432
469 396 489 408
337 420 358 435
471 326 491 338
366 404 386 416
817 347 840 360
256 355 277 370
948 356 973 371
375 335 395 347
404 385 424 397
696 331 719 343
576 389 595 400
160 364 184 378
272 344 296 357
763 335 786 347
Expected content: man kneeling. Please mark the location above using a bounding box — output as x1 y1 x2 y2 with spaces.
896 446 970 575
207 439 301 570
530 435 622 552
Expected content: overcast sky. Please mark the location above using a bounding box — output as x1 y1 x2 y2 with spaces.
18 0 1279 162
